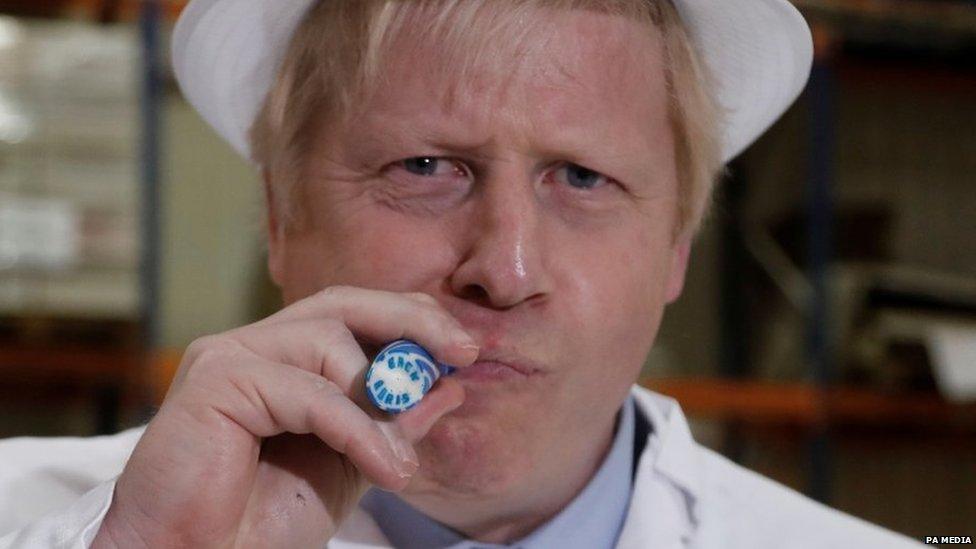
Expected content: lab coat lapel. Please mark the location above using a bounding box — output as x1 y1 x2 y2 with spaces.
616 387 721 549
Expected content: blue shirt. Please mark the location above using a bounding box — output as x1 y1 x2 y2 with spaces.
359 394 636 549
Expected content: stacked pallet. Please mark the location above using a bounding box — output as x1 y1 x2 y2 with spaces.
0 16 140 319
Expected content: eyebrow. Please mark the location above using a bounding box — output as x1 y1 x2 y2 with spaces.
346 115 657 185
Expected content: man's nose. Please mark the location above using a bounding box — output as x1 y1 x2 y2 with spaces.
449 171 551 309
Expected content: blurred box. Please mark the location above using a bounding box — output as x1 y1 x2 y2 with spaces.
0 16 140 320
0 193 80 270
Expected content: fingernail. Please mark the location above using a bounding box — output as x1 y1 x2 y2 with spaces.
393 440 419 478
460 342 480 354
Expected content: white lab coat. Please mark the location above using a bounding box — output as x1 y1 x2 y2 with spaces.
0 386 924 548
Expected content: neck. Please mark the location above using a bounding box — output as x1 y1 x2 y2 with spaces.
406 405 621 544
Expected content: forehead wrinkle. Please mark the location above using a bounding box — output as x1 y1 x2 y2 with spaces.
362 3 658 112
345 5 668 177
369 2 608 121
515 23 667 161
418 30 623 154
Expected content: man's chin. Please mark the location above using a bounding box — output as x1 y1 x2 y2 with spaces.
449 373 543 415
410 409 528 498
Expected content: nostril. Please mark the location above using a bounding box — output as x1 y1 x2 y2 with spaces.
459 284 490 305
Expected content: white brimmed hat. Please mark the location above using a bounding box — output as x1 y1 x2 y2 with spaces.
172 0 813 164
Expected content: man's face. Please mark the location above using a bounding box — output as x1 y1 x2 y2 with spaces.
267 8 690 506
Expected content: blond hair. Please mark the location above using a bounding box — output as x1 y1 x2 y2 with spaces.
250 0 724 240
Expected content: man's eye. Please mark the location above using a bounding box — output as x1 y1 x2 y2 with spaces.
554 163 611 190
400 157 459 177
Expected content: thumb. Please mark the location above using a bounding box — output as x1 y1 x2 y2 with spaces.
394 377 465 443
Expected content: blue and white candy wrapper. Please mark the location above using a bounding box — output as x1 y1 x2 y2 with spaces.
365 339 456 414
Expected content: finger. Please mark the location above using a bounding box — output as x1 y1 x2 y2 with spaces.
250 286 480 368
224 319 465 414
226 319 370 402
394 376 466 443
256 287 440 326
185 342 418 491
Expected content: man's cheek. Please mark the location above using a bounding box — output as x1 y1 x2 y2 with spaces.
343 228 437 284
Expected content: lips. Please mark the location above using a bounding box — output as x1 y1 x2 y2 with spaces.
452 350 546 382
452 361 519 382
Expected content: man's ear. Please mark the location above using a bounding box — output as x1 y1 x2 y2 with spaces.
263 169 286 288
664 234 693 304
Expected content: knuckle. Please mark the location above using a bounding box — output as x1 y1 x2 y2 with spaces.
303 383 344 429
437 316 460 336
408 292 438 306
308 376 343 401
184 336 227 370
315 319 351 353
183 334 214 360
318 317 347 336
343 424 377 462
430 310 462 334
415 315 457 344
317 285 350 301
413 295 449 319
186 336 239 377
306 339 337 372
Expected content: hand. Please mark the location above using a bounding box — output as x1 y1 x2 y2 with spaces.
93 286 477 548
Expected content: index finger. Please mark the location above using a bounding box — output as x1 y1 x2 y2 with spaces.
252 286 480 369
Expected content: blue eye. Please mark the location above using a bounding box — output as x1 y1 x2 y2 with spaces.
556 163 610 190
402 157 455 177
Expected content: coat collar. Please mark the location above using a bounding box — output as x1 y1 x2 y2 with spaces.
631 385 705 524
612 386 708 549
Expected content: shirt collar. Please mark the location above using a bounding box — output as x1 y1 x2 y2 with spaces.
359 393 637 549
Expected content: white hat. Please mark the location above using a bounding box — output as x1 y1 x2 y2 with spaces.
172 0 813 164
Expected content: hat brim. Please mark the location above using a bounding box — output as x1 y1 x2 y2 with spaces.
173 0 813 164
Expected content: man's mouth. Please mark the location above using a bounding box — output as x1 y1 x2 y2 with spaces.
452 351 546 382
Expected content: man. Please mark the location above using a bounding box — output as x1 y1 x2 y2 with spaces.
0 0 925 547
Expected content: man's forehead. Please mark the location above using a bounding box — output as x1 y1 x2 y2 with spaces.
337 8 671 171
370 7 662 108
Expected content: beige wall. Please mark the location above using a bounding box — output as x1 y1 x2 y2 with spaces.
159 92 270 349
